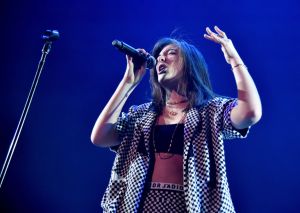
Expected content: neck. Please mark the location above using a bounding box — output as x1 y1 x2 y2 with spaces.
165 90 188 105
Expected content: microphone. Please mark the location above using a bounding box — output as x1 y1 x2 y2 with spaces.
41 30 60 54
42 30 60 42
112 40 156 69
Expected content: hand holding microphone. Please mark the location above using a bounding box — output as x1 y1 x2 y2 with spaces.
112 40 156 86
112 40 156 69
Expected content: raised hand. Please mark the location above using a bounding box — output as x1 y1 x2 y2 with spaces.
204 26 243 66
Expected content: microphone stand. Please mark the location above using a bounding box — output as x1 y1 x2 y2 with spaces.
0 30 59 189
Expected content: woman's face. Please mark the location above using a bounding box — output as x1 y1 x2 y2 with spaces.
155 44 184 88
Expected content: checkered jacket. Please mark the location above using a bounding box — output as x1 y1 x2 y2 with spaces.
101 97 249 212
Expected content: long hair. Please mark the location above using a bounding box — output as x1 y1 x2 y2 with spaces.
150 38 215 109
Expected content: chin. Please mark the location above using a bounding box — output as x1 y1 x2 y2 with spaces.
158 78 175 89
158 76 168 85
157 76 164 84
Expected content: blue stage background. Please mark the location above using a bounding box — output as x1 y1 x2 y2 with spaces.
1 0 299 212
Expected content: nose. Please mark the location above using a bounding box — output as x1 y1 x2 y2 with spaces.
157 55 166 62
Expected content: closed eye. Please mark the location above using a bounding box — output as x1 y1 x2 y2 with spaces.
168 49 177 55
157 47 179 60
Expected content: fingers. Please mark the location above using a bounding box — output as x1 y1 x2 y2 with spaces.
137 48 149 59
204 27 221 44
203 26 227 45
214 26 227 38
203 33 217 43
126 49 148 61
126 48 149 72
137 48 147 54
136 48 149 68
126 55 133 61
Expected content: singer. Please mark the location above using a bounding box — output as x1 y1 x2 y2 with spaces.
91 26 262 212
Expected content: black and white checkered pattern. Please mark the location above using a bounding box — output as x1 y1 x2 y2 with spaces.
140 188 187 212
101 97 249 212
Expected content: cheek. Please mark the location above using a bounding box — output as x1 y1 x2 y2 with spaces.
176 61 184 75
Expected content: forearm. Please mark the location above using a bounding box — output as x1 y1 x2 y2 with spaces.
230 58 262 129
91 77 136 146
203 26 262 128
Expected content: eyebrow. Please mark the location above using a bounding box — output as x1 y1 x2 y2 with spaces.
159 47 178 56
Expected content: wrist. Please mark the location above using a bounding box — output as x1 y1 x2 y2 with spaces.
231 63 247 71
229 57 248 71
121 75 135 86
119 77 136 93
229 57 243 67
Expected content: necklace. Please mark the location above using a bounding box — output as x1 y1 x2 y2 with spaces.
168 110 179 116
165 100 189 116
166 99 188 105
166 106 188 117
152 113 186 160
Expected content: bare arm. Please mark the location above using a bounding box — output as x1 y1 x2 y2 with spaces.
229 58 262 129
91 54 147 147
204 26 262 129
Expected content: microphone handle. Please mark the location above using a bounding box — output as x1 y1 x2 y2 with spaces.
112 40 146 60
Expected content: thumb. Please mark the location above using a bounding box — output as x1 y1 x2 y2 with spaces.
126 55 133 62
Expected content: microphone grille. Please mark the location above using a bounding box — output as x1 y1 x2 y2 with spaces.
42 30 60 42
112 40 122 48
146 55 156 69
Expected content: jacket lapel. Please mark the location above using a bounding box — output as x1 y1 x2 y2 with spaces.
184 107 201 156
140 105 157 154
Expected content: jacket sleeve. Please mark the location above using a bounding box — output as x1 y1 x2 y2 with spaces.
109 105 138 152
213 97 250 140
109 103 151 152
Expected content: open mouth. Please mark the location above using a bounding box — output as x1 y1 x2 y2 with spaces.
158 64 167 74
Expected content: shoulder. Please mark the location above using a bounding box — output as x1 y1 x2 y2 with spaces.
195 96 236 112
209 96 234 106
204 96 235 107
127 102 156 115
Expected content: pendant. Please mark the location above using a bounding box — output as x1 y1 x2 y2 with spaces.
168 110 178 116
